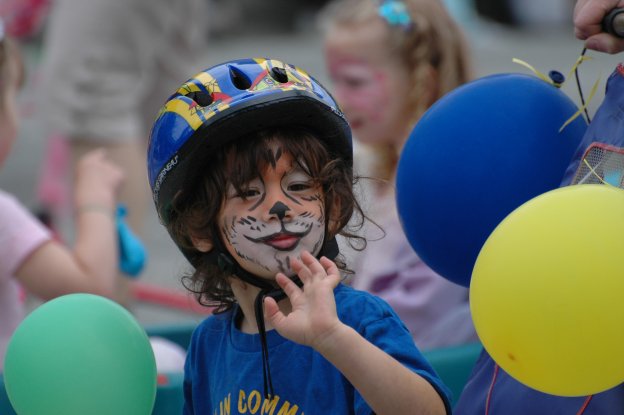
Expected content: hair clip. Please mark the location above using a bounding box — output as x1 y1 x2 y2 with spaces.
378 0 412 29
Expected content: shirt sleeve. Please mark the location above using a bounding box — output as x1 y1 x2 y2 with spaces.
0 190 51 279
360 313 453 415
339 288 453 415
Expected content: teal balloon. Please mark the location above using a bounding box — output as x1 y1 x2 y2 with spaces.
4 294 156 415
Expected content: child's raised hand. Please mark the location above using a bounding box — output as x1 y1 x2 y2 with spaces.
74 148 125 212
264 250 344 349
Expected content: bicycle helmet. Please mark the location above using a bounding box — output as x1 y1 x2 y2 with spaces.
148 57 352 225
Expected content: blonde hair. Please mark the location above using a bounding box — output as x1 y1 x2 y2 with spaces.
320 0 471 180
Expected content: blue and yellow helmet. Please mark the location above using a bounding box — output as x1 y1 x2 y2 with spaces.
147 57 352 223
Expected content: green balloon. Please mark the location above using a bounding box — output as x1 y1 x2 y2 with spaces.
4 294 156 415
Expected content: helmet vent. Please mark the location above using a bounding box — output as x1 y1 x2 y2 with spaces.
270 67 289 83
229 65 252 90
186 91 213 107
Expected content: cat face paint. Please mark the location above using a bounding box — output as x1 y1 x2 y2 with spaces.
218 145 326 279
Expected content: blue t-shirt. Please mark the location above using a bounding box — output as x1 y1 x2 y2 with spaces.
183 283 451 414
454 349 624 414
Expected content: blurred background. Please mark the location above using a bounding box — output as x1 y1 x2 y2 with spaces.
1 0 621 326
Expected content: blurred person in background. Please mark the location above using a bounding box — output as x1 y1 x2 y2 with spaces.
320 0 479 350
0 21 124 370
37 0 210 305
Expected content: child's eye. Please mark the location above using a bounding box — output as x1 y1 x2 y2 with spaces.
238 188 261 198
285 169 314 192
226 186 261 200
288 182 312 192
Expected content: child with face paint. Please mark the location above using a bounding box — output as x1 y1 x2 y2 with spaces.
320 0 479 349
0 21 124 370
148 58 452 415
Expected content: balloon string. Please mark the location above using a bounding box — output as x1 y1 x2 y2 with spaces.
571 48 593 124
512 52 599 132
511 58 552 84
561 47 599 131
568 50 593 80
581 158 617 187
560 75 600 132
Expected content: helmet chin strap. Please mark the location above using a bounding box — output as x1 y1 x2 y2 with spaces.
206 225 340 399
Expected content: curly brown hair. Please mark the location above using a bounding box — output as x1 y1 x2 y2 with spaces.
165 126 368 313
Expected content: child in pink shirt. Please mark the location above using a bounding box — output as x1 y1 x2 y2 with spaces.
0 22 123 369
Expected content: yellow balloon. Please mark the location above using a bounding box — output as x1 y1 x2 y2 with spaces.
471 184 624 396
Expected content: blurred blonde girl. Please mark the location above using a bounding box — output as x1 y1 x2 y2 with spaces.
321 0 478 349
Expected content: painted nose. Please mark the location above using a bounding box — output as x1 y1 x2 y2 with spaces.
269 201 290 220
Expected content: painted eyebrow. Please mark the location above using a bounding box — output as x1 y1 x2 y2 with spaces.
282 169 308 206
266 146 283 169
248 191 266 211
243 175 266 211
286 162 313 178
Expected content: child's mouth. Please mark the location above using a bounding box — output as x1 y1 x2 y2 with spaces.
264 234 299 250
245 229 311 251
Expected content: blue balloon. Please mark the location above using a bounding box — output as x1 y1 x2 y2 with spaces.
396 73 586 287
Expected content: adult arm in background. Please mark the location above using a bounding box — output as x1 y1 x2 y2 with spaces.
574 0 624 53
16 149 124 299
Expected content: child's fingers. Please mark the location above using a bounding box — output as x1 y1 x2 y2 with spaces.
319 256 339 276
290 256 312 283
320 256 341 287
275 273 303 299
300 251 327 277
263 296 286 326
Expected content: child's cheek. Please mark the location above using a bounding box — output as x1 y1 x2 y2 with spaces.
349 73 392 123
365 72 392 118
